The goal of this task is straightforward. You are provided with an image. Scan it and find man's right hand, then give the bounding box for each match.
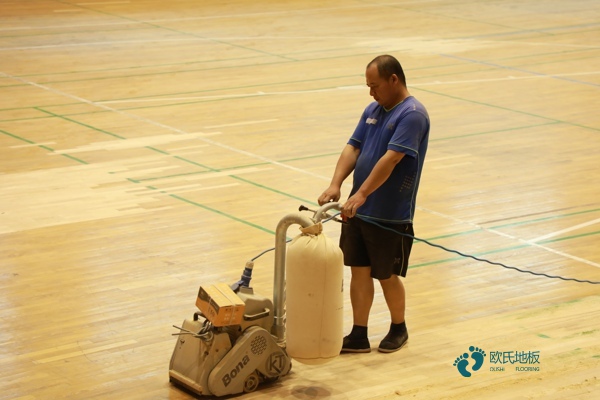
[318,186,341,205]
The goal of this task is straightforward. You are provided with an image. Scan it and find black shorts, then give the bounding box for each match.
[340,217,414,280]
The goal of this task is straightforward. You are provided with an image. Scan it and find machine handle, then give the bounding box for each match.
[299,203,344,223]
[243,308,271,321]
[193,311,205,321]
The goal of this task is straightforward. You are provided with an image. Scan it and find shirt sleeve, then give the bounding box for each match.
[388,111,429,158]
[348,106,372,149]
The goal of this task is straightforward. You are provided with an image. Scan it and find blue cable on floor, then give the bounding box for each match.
[246,211,600,285]
[357,215,600,285]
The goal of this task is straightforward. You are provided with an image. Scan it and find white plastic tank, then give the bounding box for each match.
[285,222,343,364]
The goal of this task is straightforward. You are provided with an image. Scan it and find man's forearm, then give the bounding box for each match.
[356,150,405,197]
[330,144,360,187]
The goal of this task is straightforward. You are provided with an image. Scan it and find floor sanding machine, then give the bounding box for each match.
[169,202,344,396]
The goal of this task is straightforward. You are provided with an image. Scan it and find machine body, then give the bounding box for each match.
[169,203,343,396]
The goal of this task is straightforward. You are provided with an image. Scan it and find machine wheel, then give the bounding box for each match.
[243,371,260,393]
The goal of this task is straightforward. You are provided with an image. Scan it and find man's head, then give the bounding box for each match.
[365,55,408,110]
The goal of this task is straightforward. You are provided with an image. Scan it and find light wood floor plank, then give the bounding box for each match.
[1,1,599,399]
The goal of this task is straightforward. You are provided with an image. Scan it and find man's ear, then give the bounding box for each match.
[390,74,399,84]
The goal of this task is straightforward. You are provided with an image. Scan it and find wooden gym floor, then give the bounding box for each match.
[1,1,599,399]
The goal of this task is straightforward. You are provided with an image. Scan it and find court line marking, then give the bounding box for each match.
[531,217,600,243]
[441,53,600,87]
[0,3,451,32]
[18,73,335,181]
[421,207,600,269]
[3,38,598,52]
[2,70,598,269]
[10,141,56,148]
[90,70,600,105]
[77,1,131,5]
[204,119,279,129]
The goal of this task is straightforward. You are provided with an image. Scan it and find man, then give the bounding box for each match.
[318,54,429,353]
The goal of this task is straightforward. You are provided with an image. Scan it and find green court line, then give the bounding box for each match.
[6,41,594,87]
[230,175,318,207]
[57,0,297,62]
[6,37,591,86]
[410,227,600,269]
[19,45,596,101]
[0,129,34,144]
[35,107,127,139]
[1,45,596,121]
[539,229,600,244]
[0,25,150,40]
[0,128,88,165]
[3,6,598,260]
[430,121,561,142]
[410,207,600,242]
[145,146,169,155]
[7,109,599,249]
[131,152,340,183]
[27,57,295,85]
[167,193,276,235]
[17,54,265,79]
[132,143,600,250]
[95,74,357,103]
[0,115,54,123]
[3,121,598,267]
[8,108,596,246]
[424,229,482,241]
[409,243,530,269]
[140,145,318,206]
[411,86,600,133]
[490,208,600,230]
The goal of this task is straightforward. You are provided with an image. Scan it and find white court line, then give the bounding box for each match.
[421,207,600,269]
[164,183,240,194]
[166,144,210,151]
[77,1,131,5]
[205,119,279,129]
[96,70,600,105]
[0,71,328,182]
[2,70,598,270]
[411,71,600,87]
[98,93,265,104]
[531,217,600,243]
[0,4,397,32]
[0,37,207,52]
[98,90,336,105]
[2,33,599,51]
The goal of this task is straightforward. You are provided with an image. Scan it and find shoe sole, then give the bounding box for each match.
[341,347,371,353]
[377,340,408,354]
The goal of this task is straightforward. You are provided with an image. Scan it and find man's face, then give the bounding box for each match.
[365,64,396,109]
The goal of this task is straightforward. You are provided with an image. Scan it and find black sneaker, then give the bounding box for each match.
[378,330,408,353]
[341,335,371,353]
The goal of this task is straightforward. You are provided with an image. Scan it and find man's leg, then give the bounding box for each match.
[350,266,374,326]
[341,266,374,353]
[379,275,405,324]
[378,275,409,353]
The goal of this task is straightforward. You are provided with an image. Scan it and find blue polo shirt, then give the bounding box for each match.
[348,96,429,224]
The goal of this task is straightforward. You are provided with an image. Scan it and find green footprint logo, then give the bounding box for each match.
[453,346,486,377]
